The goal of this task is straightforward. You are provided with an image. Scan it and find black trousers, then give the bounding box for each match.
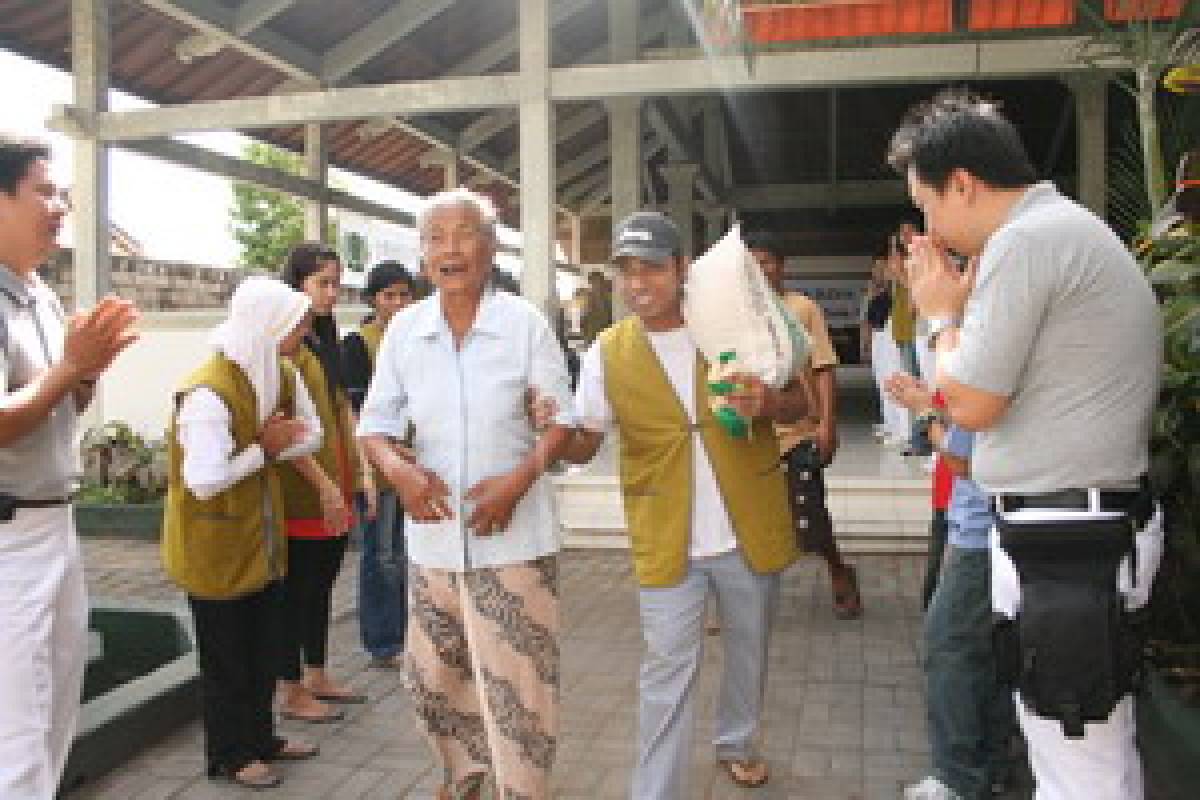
[279,535,348,680]
[188,580,285,776]
[783,443,836,556]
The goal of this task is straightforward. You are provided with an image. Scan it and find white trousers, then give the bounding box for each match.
[991,508,1164,800]
[871,323,909,439]
[0,505,88,799]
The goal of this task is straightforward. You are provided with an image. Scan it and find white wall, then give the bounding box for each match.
[89,308,367,438]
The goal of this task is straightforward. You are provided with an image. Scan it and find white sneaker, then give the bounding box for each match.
[904,776,963,800]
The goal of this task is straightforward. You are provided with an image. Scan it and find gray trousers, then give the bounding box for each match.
[632,549,778,800]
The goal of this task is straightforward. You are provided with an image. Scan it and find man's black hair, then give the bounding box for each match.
[0,133,51,195]
[887,88,1037,191]
[742,230,785,259]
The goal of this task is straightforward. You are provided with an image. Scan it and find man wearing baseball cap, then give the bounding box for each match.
[561,211,809,798]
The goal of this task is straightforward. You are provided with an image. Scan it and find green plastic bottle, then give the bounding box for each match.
[708,351,749,438]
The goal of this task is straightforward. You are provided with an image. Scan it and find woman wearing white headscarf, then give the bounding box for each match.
[161,277,331,790]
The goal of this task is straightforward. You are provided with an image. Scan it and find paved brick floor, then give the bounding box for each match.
[72,538,940,799]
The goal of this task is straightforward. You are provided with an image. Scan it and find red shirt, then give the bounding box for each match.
[931,392,953,511]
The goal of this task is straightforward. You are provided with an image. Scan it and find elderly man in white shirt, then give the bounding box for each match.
[358,189,573,800]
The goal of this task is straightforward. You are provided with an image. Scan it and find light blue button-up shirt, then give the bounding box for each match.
[357,288,574,571]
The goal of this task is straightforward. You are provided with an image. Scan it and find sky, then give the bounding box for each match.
[0,49,554,290]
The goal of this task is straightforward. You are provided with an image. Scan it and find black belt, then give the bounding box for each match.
[993,488,1153,528]
[0,495,73,523]
[18,496,72,508]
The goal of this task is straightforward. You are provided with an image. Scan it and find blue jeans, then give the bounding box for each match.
[925,546,1015,799]
[356,490,407,660]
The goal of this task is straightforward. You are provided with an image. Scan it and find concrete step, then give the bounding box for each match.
[553,471,935,555]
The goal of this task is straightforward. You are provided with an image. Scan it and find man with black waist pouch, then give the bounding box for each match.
[886,91,1163,800]
[0,134,139,798]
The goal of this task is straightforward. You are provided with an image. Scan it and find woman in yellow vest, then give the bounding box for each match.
[341,262,417,669]
[276,243,364,722]
[162,277,324,789]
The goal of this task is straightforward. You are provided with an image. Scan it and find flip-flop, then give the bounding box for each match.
[212,763,281,790]
[717,757,770,788]
[270,740,319,761]
[311,690,367,704]
[279,708,345,724]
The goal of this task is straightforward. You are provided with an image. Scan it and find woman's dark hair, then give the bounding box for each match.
[282,241,345,392]
[887,88,1037,192]
[0,133,51,195]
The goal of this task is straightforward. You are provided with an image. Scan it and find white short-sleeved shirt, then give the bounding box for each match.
[575,326,738,560]
[357,289,574,571]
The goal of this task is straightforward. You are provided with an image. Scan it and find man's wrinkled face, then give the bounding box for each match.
[906,167,977,257]
[613,255,683,325]
[0,159,67,269]
[421,203,496,296]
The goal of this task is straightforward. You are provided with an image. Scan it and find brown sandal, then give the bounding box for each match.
[435,771,490,800]
[832,564,863,620]
[718,757,770,788]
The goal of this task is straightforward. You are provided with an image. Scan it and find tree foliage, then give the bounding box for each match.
[229,142,308,272]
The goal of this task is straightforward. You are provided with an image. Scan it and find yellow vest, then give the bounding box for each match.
[278,345,353,519]
[355,319,394,483]
[891,282,915,344]
[161,353,295,599]
[600,318,798,588]
[359,319,384,363]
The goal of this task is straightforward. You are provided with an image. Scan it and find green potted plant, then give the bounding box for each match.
[76,421,167,539]
[1136,150,1200,800]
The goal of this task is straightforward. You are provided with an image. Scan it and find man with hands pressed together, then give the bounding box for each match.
[888,90,1161,800]
[358,189,572,800]
[0,134,139,799]
[561,211,807,799]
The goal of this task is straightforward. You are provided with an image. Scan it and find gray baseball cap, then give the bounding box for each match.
[611,211,681,264]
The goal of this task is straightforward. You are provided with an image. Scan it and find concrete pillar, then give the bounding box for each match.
[71,0,111,309]
[702,97,732,188]
[607,0,640,319]
[607,0,640,227]
[607,99,642,229]
[303,122,328,241]
[1073,76,1107,216]
[420,149,460,191]
[568,213,583,265]
[701,207,727,249]
[518,0,556,318]
[662,162,700,259]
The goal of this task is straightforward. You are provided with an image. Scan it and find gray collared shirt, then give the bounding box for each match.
[357,288,574,571]
[944,182,1162,493]
[0,264,79,499]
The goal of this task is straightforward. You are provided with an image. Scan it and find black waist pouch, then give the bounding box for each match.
[996,514,1141,738]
